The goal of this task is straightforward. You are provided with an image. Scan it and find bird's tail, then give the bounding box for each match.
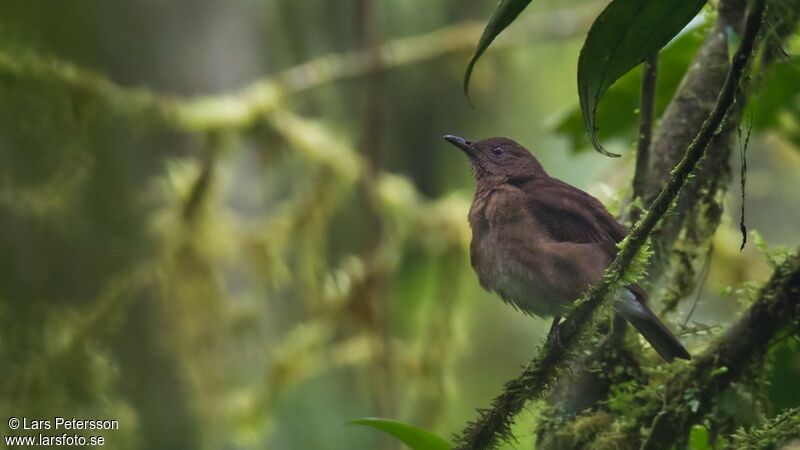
[614,286,691,362]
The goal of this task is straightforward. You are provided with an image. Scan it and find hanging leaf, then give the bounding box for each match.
[552,27,706,153]
[463,0,533,103]
[688,425,713,450]
[578,0,707,157]
[350,418,452,450]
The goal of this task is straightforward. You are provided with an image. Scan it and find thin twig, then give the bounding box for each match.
[738,111,753,251]
[681,243,713,329]
[633,53,659,204]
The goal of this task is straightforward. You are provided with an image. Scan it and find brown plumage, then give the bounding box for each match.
[445,135,690,362]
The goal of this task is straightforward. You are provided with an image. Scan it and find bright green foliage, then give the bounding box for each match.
[351,418,452,450]
[730,407,800,449]
[618,237,653,286]
[688,424,713,450]
[752,230,792,269]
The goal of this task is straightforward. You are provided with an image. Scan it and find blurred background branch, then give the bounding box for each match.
[0,2,601,134]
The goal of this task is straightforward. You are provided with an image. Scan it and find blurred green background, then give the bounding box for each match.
[1,1,799,449]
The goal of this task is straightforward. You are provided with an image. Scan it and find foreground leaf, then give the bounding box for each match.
[553,27,705,153]
[578,0,707,156]
[464,0,533,103]
[688,424,713,450]
[350,417,451,450]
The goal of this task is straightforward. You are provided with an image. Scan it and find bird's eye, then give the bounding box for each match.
[491,147,504,157]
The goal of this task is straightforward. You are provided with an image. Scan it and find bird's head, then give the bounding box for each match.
[444,135,546,182]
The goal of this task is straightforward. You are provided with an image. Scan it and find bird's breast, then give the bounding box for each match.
[468,188,569,317]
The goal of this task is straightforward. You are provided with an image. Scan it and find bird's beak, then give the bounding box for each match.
[443,134,476,157]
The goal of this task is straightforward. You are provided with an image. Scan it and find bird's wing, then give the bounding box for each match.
[517,176,627,244]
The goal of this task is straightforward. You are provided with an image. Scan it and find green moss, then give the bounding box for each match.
[730,407,800,449]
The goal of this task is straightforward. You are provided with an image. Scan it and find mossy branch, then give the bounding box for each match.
[730,407,800,449]
[597,248,800,450]
[644,0,748,286]
[454,1,766,448]
[0,4,600,133]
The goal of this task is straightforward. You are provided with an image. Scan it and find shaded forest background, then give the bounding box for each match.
[0,0,799,449]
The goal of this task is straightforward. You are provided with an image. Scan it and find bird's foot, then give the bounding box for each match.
[546,316,563,352]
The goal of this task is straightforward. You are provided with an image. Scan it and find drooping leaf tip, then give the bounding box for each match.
[463,58,478,108]
[592,137,621,158]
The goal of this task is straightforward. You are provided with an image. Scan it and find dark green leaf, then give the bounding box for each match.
[350,417,452,450]
[578,0,707,156]
[553,27,705,153]
[463,0,533,103]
